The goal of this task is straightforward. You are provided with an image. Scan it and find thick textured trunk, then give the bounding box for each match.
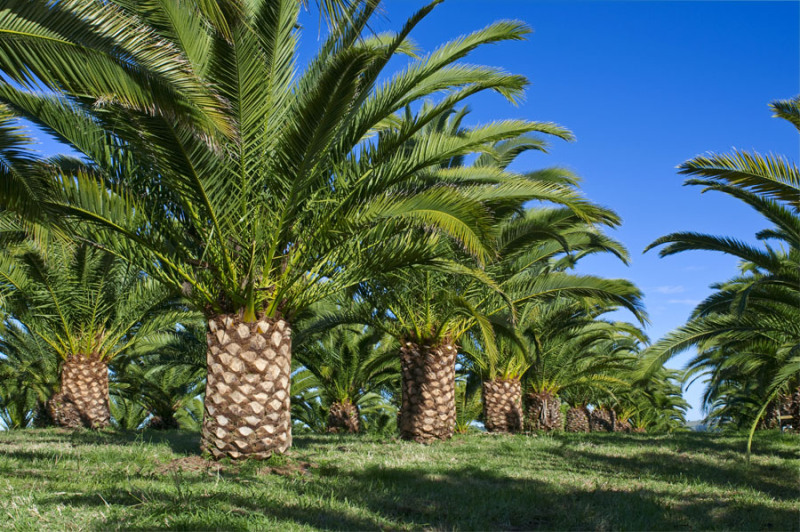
[790,387,800,430]
[565,406,591,433]
[399,342,457,443]
[47,353,110,429]
[525,392,562,431]
[201,315,292,460]
[590,407,616,432]
[759,401,780,430]
[614,417,632,433]
[327,400,360,433]
[482,378,522,433]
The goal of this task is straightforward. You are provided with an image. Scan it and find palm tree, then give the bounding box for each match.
[293,325,398,433]
[0,239,192,428]
[1,0,557,457]
[643,96,799,452]
[520,301,647,432]
[461,204,646,433]
[0,320,59,428]
[111,325,207,430]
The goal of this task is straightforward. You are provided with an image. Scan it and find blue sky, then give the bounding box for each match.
[319,0,796,419]
[28,1,798,419]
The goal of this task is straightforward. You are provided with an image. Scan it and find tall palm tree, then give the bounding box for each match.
[643,96,799,453]
[0,0,558,457]
[0,239,192,428]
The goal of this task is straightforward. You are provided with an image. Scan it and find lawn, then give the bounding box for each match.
[0,429,797,530]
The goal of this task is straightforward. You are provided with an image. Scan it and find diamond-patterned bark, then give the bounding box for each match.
[201,315,292,460]
[327,400,360,433]
[399,342,457,443]
[482,378,522,433]
[47,353,109,429]
[614,417,632,433]
[525,392,562,431]
[565,406,591,433]
[590,407,616,432]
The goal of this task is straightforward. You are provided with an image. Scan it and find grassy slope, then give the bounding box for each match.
[0,429,798,530]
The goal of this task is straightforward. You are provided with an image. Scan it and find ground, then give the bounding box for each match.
[0,429,797,530]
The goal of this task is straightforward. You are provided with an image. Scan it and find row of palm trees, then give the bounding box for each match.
[641,96,799,445]
[0,0,688,458]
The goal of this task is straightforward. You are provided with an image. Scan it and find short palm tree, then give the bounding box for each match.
[293,325,398,433]
[0,1,558,457]
[520,300,647,432]
[0,239,192,428]
[0,320,59,428]
[111,326,207,431]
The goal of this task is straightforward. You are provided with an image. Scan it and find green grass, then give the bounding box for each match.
[0,429,798,530]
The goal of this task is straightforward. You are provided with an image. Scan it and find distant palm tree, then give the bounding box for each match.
[293,325,398,433]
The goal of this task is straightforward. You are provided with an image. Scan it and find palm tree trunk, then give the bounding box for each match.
[201,315,292,460]
[482,378,522,433]
[525,391,562,431]
[147,414,180,430]
[327,400,360,433]
[565,406,590,433]
[399,342,457,443]
[590,406,616,432]
[47,353,110,429]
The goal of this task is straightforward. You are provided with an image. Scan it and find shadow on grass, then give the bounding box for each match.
[62,429,202,455]
[68,462,798,531]
[3,430,798,530]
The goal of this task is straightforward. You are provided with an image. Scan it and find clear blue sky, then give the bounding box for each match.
[29,1,799,420]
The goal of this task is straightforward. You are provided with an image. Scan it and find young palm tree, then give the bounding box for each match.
[293,325,398,433]
[1,1,560,457]
[520,301,647,432]
[0,321,59,428]
[0,239,191,428]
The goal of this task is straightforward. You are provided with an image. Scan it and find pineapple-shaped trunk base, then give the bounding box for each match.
[565,406,591,433]
[399,342,456,443]
[614,417,632,433]
[327,400,360,433]
[525,392,562,431]
[590,407,616,432]
[482,378,522,433]
[202,315,292,460]
[48,353,109,429]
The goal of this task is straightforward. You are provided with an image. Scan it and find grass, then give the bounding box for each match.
[0,429,798,530]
